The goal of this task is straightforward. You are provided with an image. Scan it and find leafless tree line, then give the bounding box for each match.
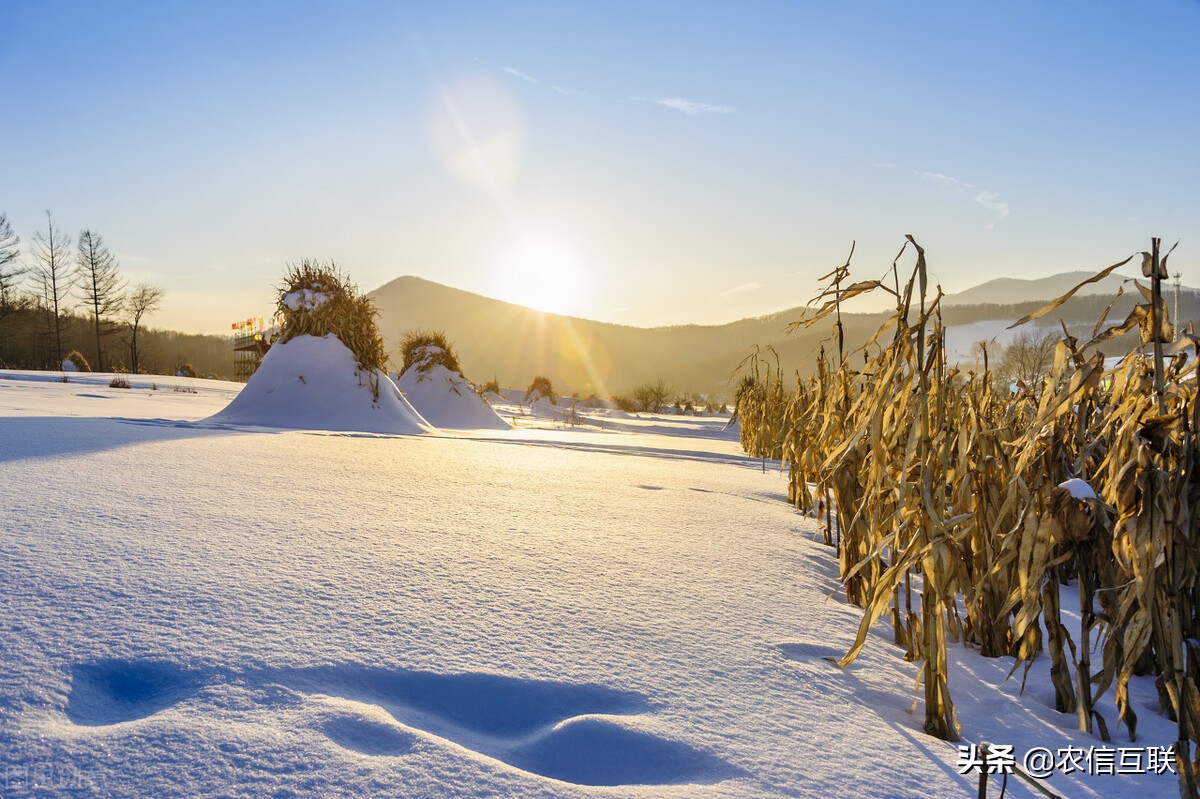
[0,210,164,372]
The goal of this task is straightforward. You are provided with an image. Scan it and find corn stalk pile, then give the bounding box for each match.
[738,237,1200,795]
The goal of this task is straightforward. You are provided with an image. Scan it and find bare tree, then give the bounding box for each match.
[0,213,27,363]
[76,229,126,371]
[0,213,24,315]
[997,328,1059,390]
[0,212,19,280]
[31,211,73,366]
[125,282,164,373]
[632,378,673,413]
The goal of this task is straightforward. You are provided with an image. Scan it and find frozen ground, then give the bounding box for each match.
[0,369,1182,798]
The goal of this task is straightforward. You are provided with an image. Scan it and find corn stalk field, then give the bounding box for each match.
[735,237,1200,797]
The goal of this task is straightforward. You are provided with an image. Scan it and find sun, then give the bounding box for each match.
[495,240,585,315]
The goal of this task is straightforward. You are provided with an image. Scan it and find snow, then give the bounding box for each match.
[396,348,509,430]
[283,287,331,311]
[941,321,1060,369]
[206,334,431,434]
[1059,477,1098,501]
[0,369,1184,798]
[60,359,77,372]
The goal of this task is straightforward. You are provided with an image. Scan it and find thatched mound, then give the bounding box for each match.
[208,262,430,434]
[399,329,462,376]
[277,261,387,375]
[397,339,509,431]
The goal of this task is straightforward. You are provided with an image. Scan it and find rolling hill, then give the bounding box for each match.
[369,274,1199,400]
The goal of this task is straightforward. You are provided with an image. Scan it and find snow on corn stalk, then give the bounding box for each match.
[738,236,1200,796]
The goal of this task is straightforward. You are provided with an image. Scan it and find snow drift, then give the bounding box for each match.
[397,346,509,430]
[208,334,431,434]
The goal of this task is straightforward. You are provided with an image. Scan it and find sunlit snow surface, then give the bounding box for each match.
[0,370,1180,798]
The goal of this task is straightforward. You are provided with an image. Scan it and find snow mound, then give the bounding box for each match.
[397,347,509,430]
[208,334,431,434]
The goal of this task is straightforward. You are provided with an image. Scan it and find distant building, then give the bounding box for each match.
[230,316,280,382]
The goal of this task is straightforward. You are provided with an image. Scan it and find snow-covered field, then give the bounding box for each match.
[0,368,1182,798]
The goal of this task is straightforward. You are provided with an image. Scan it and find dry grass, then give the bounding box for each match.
[738,236,1200,794]
[398,329,463,376]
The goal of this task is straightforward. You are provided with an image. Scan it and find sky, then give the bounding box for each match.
[1,0,1198,336]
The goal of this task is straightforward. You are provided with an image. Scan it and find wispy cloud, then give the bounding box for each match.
[656,97,736,116]
[920,171,965,191]
[501,65,590,97]
[718,281,761,301]
[974,191,1010,229]
[876,163,1010,228]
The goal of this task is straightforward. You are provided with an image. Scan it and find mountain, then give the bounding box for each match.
[369,276,804,398]
[370,274,1200,399]
[943,271,1135,307]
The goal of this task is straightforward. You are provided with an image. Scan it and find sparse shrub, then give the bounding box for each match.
[176,363,197,378]
[275,259,386,373]
[108,373,131,389]
[65,350,91,372]
[480,377,501,396]
[399,329,463,376]
[612,395,637,413]
[525,375,556,405]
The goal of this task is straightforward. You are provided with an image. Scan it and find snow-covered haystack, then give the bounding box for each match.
[209,262,430,434]
[396,331,509,430]
[210,334,430,433]
[63,350,90,372]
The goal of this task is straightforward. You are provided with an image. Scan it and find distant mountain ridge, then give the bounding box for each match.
[370,272,1199,398]
[944,271,1134,307]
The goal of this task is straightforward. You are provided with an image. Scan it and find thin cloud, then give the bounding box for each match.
[718,281,761,300]
[920,171,967,192]
[656,97,736,116]
[501,65,590,97]
[876,162,1010,228]
[974,191,1010,229]
[502,66,537,82]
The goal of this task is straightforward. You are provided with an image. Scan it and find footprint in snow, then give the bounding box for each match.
[65,660,203,726]
[61,660,735,786]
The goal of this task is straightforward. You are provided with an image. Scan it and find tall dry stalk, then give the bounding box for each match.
[739,237,1200,794]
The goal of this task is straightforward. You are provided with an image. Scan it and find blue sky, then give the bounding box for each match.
[2,0,1197,334]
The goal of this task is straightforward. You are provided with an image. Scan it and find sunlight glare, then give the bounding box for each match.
[494,240,585,316]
